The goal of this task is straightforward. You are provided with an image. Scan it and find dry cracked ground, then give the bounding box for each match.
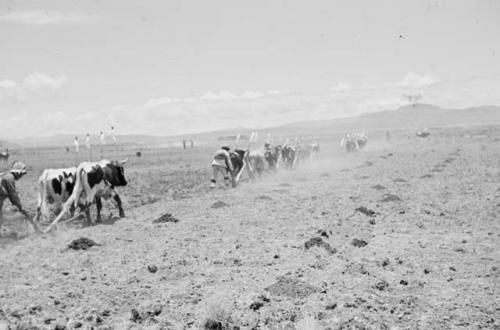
[0,128,499,329]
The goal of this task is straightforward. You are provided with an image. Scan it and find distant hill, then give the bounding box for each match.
[9,104,500,147]
[278,104,500,135]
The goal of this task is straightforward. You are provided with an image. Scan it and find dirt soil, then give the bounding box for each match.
[0,128,499,329]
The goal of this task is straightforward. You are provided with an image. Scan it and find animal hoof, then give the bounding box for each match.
[119,211,125,218]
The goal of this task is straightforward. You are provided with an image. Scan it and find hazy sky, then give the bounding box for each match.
[0,0,499,138]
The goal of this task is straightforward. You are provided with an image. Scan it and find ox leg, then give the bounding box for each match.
[223,171,231,187]
[113,194,125,218]
[84,206,93,226]
[95,197,102,222]
[210,166,218,188]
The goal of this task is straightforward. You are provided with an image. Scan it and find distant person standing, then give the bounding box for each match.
[0,161,41,233]
[386,130,390,141]
[210,145,235,188]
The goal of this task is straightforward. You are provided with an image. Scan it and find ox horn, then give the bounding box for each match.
[120,158,129,165]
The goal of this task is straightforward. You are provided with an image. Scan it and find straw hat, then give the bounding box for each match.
[10,161,27,175]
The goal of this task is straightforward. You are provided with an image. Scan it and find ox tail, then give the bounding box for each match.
[34,171,47,223]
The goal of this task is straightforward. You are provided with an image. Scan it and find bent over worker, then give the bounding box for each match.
[210,145,236,188]
[0,161,41,233]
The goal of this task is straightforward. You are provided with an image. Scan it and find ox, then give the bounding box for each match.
[311,142,320,154]
[230,149,253,184]
[296,145,313,163]
[247,150,266,178]
[264,144,282,170]
[34,167,76,223]
[281,145,298,169]
[44,159,127,232]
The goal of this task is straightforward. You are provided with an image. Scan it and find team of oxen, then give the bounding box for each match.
[227,141,321,186]
[33,141,320,233]
[340,132,368,152]
[34,159,128,233]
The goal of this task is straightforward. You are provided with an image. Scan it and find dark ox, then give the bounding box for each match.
[281,145,298,169]
[44,159,128,232]
[229,149,252,184]
[264,145,282,170]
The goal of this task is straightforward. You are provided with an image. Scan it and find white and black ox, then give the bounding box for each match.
[44,159,128,232]
[34,167,77,223]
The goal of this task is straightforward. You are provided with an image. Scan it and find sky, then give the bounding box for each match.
[0,0,499,138]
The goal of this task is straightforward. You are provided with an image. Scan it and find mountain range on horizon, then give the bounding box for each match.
[3,103,500,148]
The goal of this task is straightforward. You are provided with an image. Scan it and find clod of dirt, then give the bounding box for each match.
[249,301,264,311]
[147,265,158,273]
[265,276,319,298]
[351,238,368,248]
[381,258,390,267]
[67,238,100,251]
[420,174,433,179]
[369,219,376,225]
[400,280,409,286]
[153,213,179,223]
[364,161,374,166]
[204,320,223,329]
[371,184,386,191]
[211,201,229,209]
[130,309,142,323]
[374,280,389,291]
[255,195,272,201]
[356,206,376,217]
[393,178,407,183]
[424,268,431,274]
[304,237,337,255]
[317,230,329,238]
[380,194,402,203]
[325,303,337,310]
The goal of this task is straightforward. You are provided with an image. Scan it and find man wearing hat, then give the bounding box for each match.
[0,161,40,233]
[210,145,236,188]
